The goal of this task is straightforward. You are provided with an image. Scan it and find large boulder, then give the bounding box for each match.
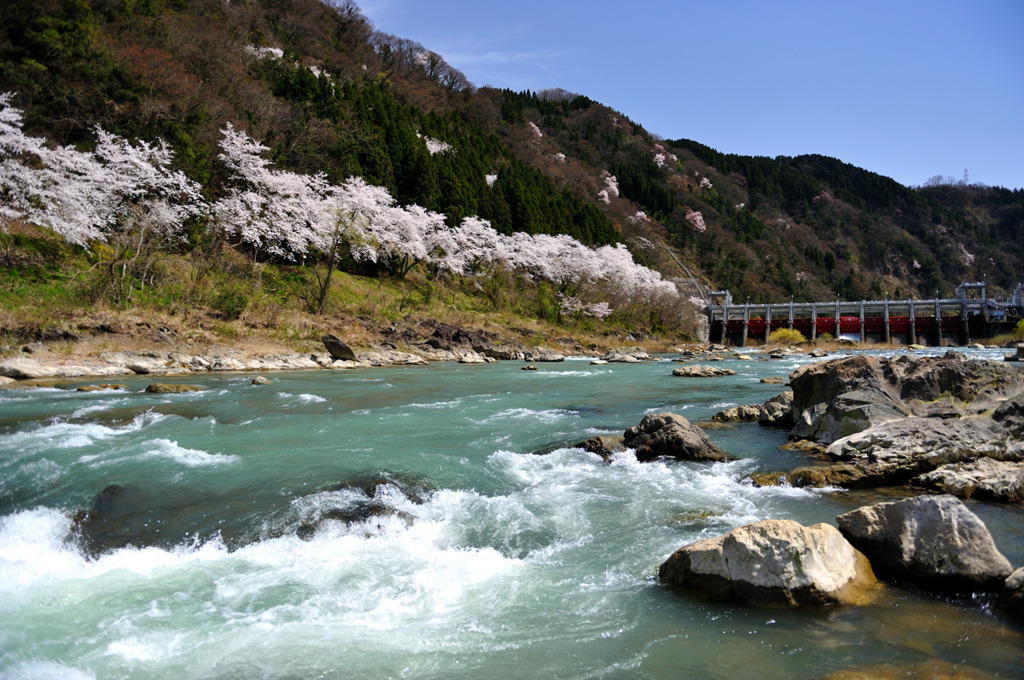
[836,495,1013,591]
[658,519,877,607]
[788,355,907,443]
[788,353,1024,444]
[914,458,1024,504]
[898,351,1024,409]
[322,334,357,361]
[759,390,794,427]
[710,391,794,427]
[522,347,565,363]
[711,404,763,422]
[623,413,732,462]
[787,413,1024,494]
[1003,568,1024,615]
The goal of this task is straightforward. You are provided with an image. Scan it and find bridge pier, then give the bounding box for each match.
[882,299,890,344]
[934,299,943,347]
[908,299,917,345]
[720,301,730,344]
[740,304,749,348]
[960,298,970,345]
[810,305,817,342]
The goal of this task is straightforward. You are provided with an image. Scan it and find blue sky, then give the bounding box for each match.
[357,0,1024,189]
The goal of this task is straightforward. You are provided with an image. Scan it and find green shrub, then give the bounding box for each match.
[211,288,249,321]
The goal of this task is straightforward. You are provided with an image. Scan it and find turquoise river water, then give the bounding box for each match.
[1,349,1022,679]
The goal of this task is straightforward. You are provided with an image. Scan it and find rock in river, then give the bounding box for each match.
[659,519,877,607]
[623,413,732,462]
[144,383,206,393]
[836,495,1013,591]
[788,352,1024,444]
[672,365,736,378]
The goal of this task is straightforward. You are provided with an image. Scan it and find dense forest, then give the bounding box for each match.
[1,0,1022,315]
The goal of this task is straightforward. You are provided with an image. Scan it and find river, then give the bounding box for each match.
[1,349,1022,679]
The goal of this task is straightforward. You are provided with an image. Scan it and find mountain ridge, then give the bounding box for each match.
[2,0,1021,311]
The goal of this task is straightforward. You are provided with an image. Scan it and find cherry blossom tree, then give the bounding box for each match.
[686,209,706,233]
[213,122,334,260]
[2,92,205,300]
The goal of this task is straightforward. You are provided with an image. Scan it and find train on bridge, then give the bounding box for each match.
[706,282,1024,348]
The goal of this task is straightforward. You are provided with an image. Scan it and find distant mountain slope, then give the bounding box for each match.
[2,0,1021,303]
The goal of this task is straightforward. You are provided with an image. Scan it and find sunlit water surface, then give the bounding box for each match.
[1,349,1021,679]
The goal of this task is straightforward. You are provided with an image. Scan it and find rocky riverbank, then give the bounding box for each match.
[657,350,1024,614]
[0,322,589,383]
[710,351,1024,504]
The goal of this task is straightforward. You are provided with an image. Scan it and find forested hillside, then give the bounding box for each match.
[1,0,1021,327]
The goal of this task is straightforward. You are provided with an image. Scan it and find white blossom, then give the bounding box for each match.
[700,176,713,190]
[598,171,619,203]
[417,131,454,155]
[0,93,204,246]
[485,174,498,187]
[527,122,543,139]
[246,46,285,59]
[589,301,612,319]
[212,123,333,258]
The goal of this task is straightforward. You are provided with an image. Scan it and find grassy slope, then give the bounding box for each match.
[0,226,693,361]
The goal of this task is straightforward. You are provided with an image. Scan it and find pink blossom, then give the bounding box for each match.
[685,209,706,233]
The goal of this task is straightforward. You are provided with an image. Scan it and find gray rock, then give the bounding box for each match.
[603,352,641,363]
[482,346,525,361]
[322,334,357,361]
[709,391,793,427]
[1004,568,1024,613]
[759,391,795,427]
[522,347,565,363]
[671,365,736,378]
[836,495,1013,591]
[659,519,877,607]
[787,354,1024,445]
[623,412,732,463]
[127,357,171,375]
[0,357,131,379]
[577,435,625,460]
[251,376,271,386]
[602,347,649,362]
[992,394,1024,436]
[458,353,487,364]
[914,457,1024,503]
[144,383,206,394]
[810,416,1024,488]
[711,404,763,422]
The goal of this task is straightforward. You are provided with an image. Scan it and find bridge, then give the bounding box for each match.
[707,282,1024,347]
